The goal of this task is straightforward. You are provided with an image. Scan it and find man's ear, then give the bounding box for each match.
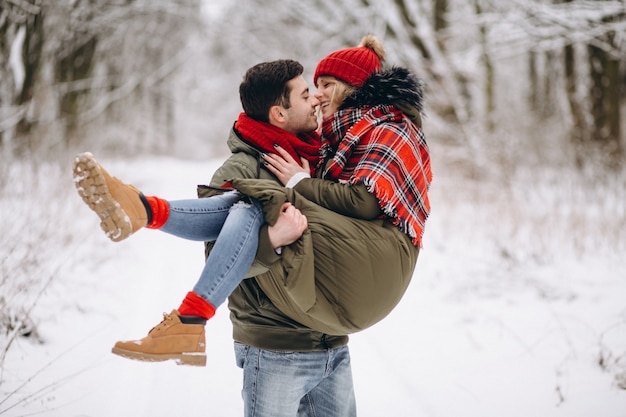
[268,105,286,125]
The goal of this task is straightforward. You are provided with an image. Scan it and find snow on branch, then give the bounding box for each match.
[2,0,41,20]
[483,0,626,58]
[77,46,193,124]
[0,106,26,133]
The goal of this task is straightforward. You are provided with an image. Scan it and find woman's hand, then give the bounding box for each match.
[263,145,309,186]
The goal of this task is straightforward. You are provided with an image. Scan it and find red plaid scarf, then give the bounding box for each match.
[320,105,432,247]
[234,112,321,175]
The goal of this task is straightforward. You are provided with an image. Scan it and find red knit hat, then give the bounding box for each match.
[314,35,386,87]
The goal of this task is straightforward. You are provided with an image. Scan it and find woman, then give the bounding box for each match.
[236,34,432,336]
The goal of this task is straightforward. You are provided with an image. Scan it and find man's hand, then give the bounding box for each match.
[263,145,310,186]
[268,202,307,249]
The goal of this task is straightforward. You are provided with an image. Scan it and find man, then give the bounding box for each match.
[73,59,355,415]
[195,60,357,417]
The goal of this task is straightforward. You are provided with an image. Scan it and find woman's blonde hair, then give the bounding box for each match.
[330,79,355,108]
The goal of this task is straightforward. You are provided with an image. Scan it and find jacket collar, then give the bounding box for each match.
[340,67,424,115]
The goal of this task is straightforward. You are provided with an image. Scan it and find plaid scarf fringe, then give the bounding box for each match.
[322,105,432,247]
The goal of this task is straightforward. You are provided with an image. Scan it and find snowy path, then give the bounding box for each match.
[2,156,625,417]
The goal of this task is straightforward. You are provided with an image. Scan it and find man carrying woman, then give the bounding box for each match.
[73,35,431,417]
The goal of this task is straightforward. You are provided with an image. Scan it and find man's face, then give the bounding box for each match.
[282,75,320,135]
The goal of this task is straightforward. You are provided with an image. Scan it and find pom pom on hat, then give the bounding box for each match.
[314,35,386,87]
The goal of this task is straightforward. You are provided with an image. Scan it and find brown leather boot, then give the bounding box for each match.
[73,152,148,242]
[112,310,207,367]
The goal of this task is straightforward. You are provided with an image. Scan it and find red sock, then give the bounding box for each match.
[178,291,216,320]
[144,196,170,229]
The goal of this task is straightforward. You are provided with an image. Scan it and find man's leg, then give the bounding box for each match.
[297,346,356,417]
[235,344,332,417]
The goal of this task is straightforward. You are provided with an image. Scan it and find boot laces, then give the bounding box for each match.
[148,312,174,334]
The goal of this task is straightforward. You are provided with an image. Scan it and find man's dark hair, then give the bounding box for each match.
[239,59,304,123]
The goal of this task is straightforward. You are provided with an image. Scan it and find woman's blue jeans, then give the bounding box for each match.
[158,191,264,308]
[235,343,357,417]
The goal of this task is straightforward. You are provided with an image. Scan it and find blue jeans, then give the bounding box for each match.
[159,191,264,308]
[234,343,356,417]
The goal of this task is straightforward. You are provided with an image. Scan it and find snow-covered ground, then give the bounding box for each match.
[1,154,625,417]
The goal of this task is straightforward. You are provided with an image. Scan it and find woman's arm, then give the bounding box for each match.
[294,179,381,220]
[263,145,382,220]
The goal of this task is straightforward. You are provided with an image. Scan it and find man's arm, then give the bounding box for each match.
[201,152,303,274]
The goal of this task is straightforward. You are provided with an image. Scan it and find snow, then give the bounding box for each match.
[1,154,625,417]
[9,27,25,93]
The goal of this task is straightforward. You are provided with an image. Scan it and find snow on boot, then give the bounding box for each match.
[73,152,149,242]
[111,310,207,367]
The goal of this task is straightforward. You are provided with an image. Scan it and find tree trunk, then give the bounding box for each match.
[563,44,586,143]
[433,0,448,39]
[542,51,558,119]
[57,36,97,134]
[528,51,539,113]
[0,0,44,150]
[588,42,623,165]
[475,0,494,131]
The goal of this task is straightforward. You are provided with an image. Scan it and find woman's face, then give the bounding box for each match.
[315,76,339,120]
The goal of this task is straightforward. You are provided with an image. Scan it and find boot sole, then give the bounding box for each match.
[111,346,207,367]
[73,152,132,242]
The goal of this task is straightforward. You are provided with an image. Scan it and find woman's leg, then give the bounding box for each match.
[152,192,265,309]
[111,198,265,366]
[158,191,249,241]
[110,196,265,367]
[73,153,268,365]
[184,197,264,309]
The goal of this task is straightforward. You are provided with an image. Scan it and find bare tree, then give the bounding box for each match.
[485,0,626,165]
[0,0,204,156]
[3,0,623,165]
[0,0,42,151]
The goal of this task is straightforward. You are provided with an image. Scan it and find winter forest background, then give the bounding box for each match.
[1,0,625,416]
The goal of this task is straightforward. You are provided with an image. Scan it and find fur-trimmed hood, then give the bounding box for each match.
[340,66,424,115]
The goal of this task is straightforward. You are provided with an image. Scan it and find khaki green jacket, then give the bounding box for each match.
[199,127,418,351]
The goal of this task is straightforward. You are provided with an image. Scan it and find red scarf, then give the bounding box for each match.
[234,112,321,175]
[321,105,432,247]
